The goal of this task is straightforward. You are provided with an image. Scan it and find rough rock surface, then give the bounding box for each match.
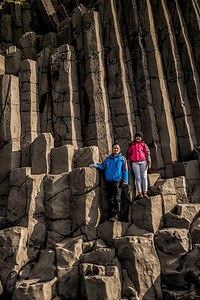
[1,0,200,299]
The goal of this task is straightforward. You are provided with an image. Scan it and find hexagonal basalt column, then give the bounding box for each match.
[0,75,21,217]
[31,133,54,174]
[50,44,82,148]
[19,59,40,167]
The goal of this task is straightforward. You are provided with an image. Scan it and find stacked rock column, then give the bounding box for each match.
[0,75,21,224]
[19,59,40,167]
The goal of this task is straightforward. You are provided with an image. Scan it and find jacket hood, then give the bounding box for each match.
[109,152,122,158]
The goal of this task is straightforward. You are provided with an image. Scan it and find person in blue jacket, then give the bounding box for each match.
[89,143,128,222]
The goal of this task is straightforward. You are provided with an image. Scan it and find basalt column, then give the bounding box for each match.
[167,0,200,146]
[98,0,136,155]
[121,0,164,172]
[72,8,113,161]
[152,0,196,158]
[37,48,54,134]
[82,11,113,160]
[0,75,21,222]
[50,44,82,148]
[19,59,40,167]
[136,0,179,176]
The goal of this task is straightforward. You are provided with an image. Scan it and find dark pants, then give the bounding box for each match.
[106,180,122,217]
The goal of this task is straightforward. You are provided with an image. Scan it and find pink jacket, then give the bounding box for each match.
[127,142,151,164]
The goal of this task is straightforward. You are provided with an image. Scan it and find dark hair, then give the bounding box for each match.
[112,143,120,148]
[134,132,143,139]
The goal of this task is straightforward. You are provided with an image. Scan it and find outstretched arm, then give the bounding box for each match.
[89,158,107,170]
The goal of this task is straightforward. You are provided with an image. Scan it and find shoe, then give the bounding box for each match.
[109,214,118,222]
[135,194,143,200]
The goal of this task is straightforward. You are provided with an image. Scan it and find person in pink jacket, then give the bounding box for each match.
[127,132,151,198]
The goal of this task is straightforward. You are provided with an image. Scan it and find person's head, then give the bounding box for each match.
[112,143,121,156]
[134,132,143,142]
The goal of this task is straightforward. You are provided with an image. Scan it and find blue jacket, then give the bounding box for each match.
[92,152,128,185]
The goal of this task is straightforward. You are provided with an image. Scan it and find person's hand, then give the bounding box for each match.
[148,164,151,169]
[122,183,128,188]
[89,164,93,167]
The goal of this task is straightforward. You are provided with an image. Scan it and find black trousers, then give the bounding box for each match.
[106,180,122,217]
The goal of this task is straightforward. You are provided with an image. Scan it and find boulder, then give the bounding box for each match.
[163,288,200,300]
[181,245,200,284]
[154,228,190,281]
[174,161,200,203]
[190,216,200,244]
[7,168,31,225]
[51,145,74,174]
[126,223,150,236]
[47,219,71,239]
[174,176,188,203]
[55,236,83,277]
[82,266,121,300]
[79,263,106,276]
[19,31,37,60]
[12,277,57,300]
[70,188,101,231]
[31,133,54,174]
[5,46,21,75]
[44,173,69,200]
[122,268,138,299]
[97,221,129,246]
[174,160,200,183]
[58,266,79,300]
[30,249,56,281]
[149,178,177,214]
[131,195,163,232]
[69,167,99,195]
[45,188,70,219]
[165,212,190,230]
[114,234,162,300]
[176,204,200,222]
[74,146,99,168]
[0,227,28,285]
[148,172,160,187]
[81,248,115,266]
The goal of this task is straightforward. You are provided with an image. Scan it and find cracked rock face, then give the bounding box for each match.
[1,0,200,299]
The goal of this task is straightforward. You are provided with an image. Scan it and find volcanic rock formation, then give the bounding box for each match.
[0,0,200,299]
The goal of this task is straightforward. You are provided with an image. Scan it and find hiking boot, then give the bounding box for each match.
[135,194,143,200]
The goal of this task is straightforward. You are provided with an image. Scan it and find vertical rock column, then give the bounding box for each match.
[0,14,13,44]
[82,11,113,160]
[127,0,164,172]
[99,0,136,154]
[155,0,196,158]
[10,2,23,44]
[37,48,53,134]
[36,0,60,32]
[174,0,200,145]
[0,75,21,219]
[0,54,5,75]
[138,0,178,176]
[19,59,40,167]
[50,44,82,148]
